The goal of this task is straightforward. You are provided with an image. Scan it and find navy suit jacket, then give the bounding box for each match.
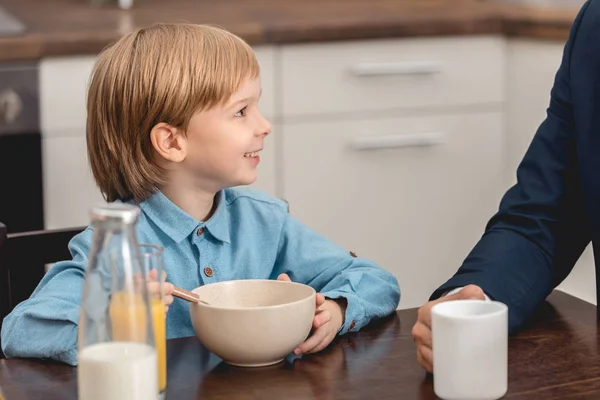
[433,0,600,332]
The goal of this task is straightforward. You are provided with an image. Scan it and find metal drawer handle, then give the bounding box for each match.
[350,132,446,150]
[349,61,443,77]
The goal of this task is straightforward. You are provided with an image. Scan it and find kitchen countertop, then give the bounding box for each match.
[0,0,581,62]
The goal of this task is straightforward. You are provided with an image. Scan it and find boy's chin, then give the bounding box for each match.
[232,175,258,188]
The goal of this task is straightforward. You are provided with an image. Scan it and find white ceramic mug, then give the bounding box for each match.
[431,299,508,400]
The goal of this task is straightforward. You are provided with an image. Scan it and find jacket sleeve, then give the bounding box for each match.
[433,1,592,332]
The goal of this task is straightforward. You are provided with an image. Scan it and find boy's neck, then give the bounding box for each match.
[160,185,218,222]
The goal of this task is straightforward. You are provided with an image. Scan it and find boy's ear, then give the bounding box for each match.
[150,122,186,163]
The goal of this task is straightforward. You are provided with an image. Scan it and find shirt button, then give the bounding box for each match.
[204,266,213,277]
[197,227,204,236]
[349,320,356,330]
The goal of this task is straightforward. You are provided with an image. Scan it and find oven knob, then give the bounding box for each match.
[0,89,23,124]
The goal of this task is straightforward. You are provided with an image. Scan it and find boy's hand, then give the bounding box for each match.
[147,269,175,313]
[277,273,346,355]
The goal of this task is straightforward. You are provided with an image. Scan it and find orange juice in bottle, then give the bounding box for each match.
[109,291,148,342]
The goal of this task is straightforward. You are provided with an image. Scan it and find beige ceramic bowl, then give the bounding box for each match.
[189,279,316,367]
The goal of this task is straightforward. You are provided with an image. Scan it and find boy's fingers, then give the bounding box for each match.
[147,269,158,281]
[316,294,326,307]
[313,310,332,329]
[295,326,328,355]
[164,282,174,295]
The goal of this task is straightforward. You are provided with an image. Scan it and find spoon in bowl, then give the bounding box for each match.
[172,286,211,305]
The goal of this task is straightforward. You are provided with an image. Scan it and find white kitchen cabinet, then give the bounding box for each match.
[40,56,96,134]
[506,39,596,305]
[505,40,563,185]
[40,56,102,229]
[40,46,279,229]
[42,131,105,229]
[280,36,505,118]
[281,112,505,309]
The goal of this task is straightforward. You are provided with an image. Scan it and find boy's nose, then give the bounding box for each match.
[258,115,272,137]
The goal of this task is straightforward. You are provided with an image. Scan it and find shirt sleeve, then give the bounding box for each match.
[274,213,400,334]
[1,228,93,366]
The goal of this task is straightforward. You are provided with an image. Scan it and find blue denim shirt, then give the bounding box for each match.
[1,188,400,365]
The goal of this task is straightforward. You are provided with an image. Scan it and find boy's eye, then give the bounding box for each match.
[234,106,247,117]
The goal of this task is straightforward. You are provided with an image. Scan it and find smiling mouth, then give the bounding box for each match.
[243,151,260,158]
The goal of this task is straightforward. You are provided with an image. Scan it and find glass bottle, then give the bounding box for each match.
[77,204,158,400]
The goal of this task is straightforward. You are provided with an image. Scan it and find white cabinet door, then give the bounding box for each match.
[506,39,595,304]
[505,40,564,185]
[43,132,105,229]
[281,112,505,309]
[40,56,96,134]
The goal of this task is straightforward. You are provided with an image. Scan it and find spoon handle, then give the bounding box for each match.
[172,286,200,303]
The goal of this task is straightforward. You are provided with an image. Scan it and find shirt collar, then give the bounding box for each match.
[203,191,230,243]
[139,191,230,244]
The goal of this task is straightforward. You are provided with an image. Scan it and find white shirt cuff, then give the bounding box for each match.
[445,286,490,301]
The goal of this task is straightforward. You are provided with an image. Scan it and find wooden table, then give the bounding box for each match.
[1,290,599,399]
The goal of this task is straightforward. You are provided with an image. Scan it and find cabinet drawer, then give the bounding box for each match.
[281,112,505,309]
[281,36,505,118]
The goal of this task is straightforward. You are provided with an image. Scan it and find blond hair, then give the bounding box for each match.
[86,23,260,202]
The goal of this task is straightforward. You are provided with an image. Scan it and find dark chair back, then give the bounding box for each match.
[0,223,84,358]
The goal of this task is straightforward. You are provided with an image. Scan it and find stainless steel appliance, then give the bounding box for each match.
[0,63,44,233]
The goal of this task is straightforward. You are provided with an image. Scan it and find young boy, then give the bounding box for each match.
[0,23,400,366]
